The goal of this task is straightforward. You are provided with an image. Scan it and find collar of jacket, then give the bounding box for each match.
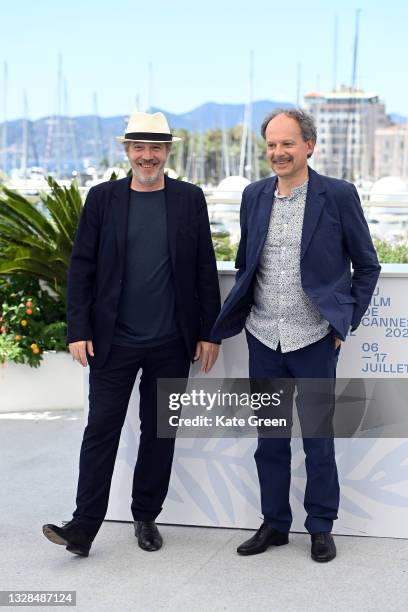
[256,166,327,260]
[111,173,185,271]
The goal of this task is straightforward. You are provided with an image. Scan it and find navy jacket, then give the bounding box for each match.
[67,175,221,368]
[211,167,381,343]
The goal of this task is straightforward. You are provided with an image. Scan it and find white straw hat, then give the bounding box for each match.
[117,111,181,143]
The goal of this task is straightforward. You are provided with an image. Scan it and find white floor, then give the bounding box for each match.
[1,410,407,612]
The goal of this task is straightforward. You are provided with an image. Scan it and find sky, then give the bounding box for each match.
[1,0,407,121]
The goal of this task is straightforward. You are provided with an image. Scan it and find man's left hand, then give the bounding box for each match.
[194,341,219,373]
[335,337,342,350]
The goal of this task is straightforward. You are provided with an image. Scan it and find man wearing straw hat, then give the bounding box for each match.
[43,111,221,556]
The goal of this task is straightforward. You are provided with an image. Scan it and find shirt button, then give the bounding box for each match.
[280,318,285,322]
[281,270,285,274]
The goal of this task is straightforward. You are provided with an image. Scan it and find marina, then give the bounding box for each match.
[205,181,408,246]
[0,166,407,248]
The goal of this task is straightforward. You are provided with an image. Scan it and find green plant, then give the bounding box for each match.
[0,334,23,365]
[0,274,67,367]
[373,238,408,263]
[0,176,83,304]
[212,231,238,262]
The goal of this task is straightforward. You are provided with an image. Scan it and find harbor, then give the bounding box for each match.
[1,3,408,612]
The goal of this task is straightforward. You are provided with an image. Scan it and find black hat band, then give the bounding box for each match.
[124,132,172,141]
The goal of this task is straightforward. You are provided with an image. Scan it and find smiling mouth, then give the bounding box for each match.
[138,162,157,168]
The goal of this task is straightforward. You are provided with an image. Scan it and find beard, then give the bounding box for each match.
[131,165,164,185]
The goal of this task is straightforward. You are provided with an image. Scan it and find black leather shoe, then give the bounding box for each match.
[134,521,163,551]
[42,520,92,557]
[311,532,336,562]
[237,523,289,556]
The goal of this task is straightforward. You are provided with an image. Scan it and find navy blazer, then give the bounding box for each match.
[67,175,221,368]
[211,167,381,343]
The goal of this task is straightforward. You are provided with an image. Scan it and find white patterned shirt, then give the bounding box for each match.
[245,179,330,353]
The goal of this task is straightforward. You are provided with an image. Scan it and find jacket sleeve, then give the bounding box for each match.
[196,188,221,342]
[234,187,248,282]
[339,183,381,330]
[66,187,100,342]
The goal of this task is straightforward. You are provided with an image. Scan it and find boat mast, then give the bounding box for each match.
[239,51,253,178]
[175,137,184,177]
[246,50,254,181]
[2,62,8,175]
[333,15,339,91]
[56,53,63,178]
[21,90,29,178]
[334,16,343,178]
[351,9,360,93]
[185,130,194,181]
[239,104,248,177]
[92,91,102,167]
[343,9,361,181]
[197,130,205,184]
[221,110,230,179]
[64,79,79,176]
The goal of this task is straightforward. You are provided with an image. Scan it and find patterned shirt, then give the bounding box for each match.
[245,179,330,353]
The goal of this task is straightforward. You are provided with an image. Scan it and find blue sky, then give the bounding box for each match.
[1,0,406,120]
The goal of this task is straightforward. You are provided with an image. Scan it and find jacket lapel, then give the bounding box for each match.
[300,168,326,260]
[253,176,276,262]
[112,175,131,268]
[164,175,184,269]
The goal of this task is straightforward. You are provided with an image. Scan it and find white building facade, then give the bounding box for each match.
[375,124,408,181]
[305,88,388,181]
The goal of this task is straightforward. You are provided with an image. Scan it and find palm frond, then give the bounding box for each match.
[0,186,58,242]
[0,177,84,298]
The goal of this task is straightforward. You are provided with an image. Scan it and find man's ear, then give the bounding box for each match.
[306,139,316,159]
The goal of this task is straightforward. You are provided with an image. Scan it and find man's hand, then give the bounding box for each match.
[334,337,342,350]
[194,341,219,373]
[69,340,94,367]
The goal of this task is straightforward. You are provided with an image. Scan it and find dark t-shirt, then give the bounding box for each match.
[112,188,179,347]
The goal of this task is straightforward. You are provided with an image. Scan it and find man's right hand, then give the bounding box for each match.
[69,340,94,367]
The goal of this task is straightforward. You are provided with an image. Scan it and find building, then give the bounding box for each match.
[305,87,389,181]
[375,124,408,181]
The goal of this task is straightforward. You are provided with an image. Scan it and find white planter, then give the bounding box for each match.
[0,351,84,412]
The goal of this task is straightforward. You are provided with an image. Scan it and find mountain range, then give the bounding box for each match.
[1,100,294,169]
[150,100,295,131]
[1,100,405,171]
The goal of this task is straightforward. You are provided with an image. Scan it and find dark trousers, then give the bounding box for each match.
[72,338,190,540]
[246,330,340,535]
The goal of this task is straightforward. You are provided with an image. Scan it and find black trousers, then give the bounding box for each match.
[72,338,190,540]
